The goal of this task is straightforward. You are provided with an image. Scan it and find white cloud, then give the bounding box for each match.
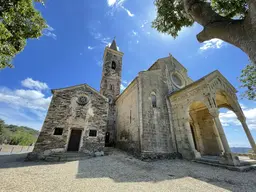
[107,0,116,6]
[121,6,134,17]
[88,46,95,50]
[219,105,256,130]
[140,20,149,28]
[43,25,57,40]
[131,30,138,36]
[199,38,226,51]
[120,84,126,92]
[0,106,45,130]
[122,80,128,84]
[21,78,49,90]
[0,88,51,111]
[0,78,52,129]
[90,31,111,46]
[120,80,132,92]
[107,0,134,17]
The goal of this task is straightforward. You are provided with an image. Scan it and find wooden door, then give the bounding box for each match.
[67,130,82,151]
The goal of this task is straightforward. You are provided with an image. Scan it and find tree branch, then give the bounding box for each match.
[246,0,256,25]
[183,0,229,26]
[196,20,243,43]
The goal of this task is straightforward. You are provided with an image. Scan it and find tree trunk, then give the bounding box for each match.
[237,31,256,65]
[183,0,256,65]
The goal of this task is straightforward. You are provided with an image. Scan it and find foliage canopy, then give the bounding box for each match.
[240,63,256,100]
[152,0,248,38]
[0,0,47,69]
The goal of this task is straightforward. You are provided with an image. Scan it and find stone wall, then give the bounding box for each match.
[115,79,140,156]
[139,70,174,158]
[194,109,221,155]
[29,84,108,159]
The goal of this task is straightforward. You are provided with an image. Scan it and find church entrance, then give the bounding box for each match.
[67,129,82,151]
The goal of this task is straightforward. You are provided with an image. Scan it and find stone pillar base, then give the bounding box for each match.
[219,153,240,166]
[193,150,201,159]
[249,153,256,160]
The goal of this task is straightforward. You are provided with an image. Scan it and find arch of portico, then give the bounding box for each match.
[169,71,256,166]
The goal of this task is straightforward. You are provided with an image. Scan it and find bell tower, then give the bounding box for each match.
[100,39,123,146]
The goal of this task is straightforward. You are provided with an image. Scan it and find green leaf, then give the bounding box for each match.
[239,63,256,100]
[0,0,47,69]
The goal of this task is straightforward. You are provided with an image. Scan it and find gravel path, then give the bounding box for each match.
[0,149,256,192]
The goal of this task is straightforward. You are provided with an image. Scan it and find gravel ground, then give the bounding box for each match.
[0,149,256,192]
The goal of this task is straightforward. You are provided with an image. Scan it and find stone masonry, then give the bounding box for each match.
[28,84,108,160]
[29,39,256,166]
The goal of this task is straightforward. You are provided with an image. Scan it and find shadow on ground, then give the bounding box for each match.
[1,149,256,192]
[75,149,256,191]
[0,153,64,169]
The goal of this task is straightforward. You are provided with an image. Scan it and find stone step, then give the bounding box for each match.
[193,159,256,172]
[45,156,61,162]
[198,157,219,164]
[240,159,256,166]
[45,152,92,162]
[50,152,88,157]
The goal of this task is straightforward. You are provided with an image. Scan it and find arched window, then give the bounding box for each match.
[109,84,113,90]
[111,61,116,70]
[151,93,157,108]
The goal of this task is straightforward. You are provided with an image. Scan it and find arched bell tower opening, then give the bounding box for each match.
[100,39,124,146]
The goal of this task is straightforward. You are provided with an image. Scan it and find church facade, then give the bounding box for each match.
[29,40,256,166]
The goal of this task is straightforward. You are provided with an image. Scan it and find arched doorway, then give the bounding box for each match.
[189,101,223,157]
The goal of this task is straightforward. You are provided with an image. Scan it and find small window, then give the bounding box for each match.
[109,84,113,90]
[151,94,157,108]
[111,61,116,69]
[54,128,63,135]
[89,130,97,137]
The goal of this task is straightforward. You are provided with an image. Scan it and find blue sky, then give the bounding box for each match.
[0,0,255,148]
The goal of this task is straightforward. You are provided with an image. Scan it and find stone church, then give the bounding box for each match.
[29,39,256,166]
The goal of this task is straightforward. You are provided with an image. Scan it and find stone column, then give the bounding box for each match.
[184,115,201,159]
[237,114,256,153]
[189,112,205,154]
[212,121,225,154]
[209,109,231,153]
[209,108,240,166]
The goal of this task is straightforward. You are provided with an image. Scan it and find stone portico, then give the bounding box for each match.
[169,70,256,166]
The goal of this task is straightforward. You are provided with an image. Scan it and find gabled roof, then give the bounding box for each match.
[51,84,108,100]
[147,54,188,72]
[169,70,237,97]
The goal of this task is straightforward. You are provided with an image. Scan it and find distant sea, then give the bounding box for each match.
[230,147,252,154]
